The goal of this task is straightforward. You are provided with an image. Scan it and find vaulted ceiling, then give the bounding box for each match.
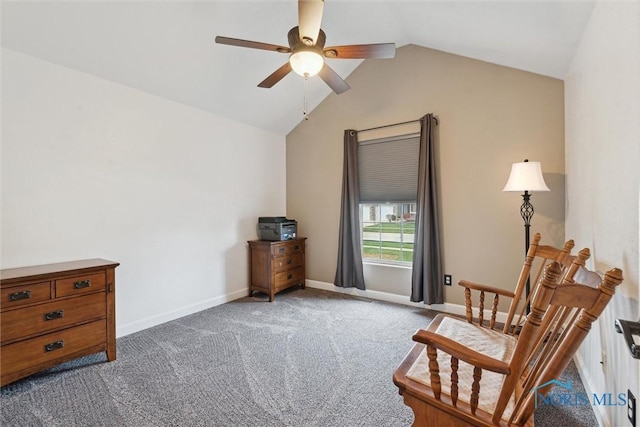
[2,1,595,135]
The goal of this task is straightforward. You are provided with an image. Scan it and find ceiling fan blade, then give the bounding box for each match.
[298,0,324,45]
[215,36,290,53]
[318,64,350,95]
[258,62,293,88]
[324,43,396,59]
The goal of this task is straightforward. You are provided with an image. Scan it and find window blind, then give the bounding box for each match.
[358,133,420,203]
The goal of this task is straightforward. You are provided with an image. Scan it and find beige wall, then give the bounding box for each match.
[287,44,565,307]
[565,1,640,425]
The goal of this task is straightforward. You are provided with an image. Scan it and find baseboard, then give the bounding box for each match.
[305,279,509,323]
[573,351,609,427]
[116,288,248,337]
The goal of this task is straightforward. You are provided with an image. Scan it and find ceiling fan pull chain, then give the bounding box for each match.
[303,75,309,120]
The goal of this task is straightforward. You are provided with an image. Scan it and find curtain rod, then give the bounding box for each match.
[356,116,438,134]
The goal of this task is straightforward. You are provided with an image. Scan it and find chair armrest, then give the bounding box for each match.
[458,279,515,299]
[412,329,511,375]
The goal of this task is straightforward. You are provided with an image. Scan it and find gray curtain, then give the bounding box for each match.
[334,130,365,289]
[411,114,443,304]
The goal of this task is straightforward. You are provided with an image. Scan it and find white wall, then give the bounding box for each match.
[1,49,287,336]
[564,1,640,426]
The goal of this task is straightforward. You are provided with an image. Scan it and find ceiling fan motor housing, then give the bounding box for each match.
[288,26,326,51]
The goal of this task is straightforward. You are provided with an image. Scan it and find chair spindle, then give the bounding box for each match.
[427,345,441,400]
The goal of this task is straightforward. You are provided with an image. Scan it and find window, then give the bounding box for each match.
[358,134,420,265]
[361,203,416,263]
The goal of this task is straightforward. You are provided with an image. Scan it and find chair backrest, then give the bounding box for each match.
[502,233,579,334]
[494,261,623,424]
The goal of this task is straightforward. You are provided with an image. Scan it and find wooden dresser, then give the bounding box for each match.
[0,259,119,386]
[248,238,306,301]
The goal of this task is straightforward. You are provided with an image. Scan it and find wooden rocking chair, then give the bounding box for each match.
[393,261,623,426]
[458,233,584,333]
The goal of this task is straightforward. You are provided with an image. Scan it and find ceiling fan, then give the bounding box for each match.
[215,0,395,95]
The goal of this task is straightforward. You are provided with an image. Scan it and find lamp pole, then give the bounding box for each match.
[519,189,534,306]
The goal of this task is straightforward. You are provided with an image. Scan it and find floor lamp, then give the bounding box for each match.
[503,159,550,308]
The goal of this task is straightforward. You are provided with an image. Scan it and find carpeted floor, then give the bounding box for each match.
[1,287,598,426]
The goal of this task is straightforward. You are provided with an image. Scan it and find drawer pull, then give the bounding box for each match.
[287,273,293,280]
[278,248,285,253]
[9,290,32,301]
[45,340,64,352]
[293,245,299,250]
[44,309,64,321]
[287,259,292,264]
[73,279,91,289]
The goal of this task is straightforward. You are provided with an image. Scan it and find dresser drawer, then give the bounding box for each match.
[270,241,304,256]
[271,244,291,256]
[55,272,106,298]
[1,319,107,383]
[274,266,304,287]
[1,292,106,343]
[1,281,51,310]
[273,253,304,272]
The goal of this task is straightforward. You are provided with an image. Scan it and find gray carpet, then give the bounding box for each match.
[1,287,598,426]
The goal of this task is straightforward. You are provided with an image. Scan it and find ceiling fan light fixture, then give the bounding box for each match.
[289,50,324,77]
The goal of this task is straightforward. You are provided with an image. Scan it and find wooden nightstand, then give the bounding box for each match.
[248,238,306,301]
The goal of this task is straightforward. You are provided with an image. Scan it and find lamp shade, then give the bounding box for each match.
[289,50,324,77]
[502,160,550,192]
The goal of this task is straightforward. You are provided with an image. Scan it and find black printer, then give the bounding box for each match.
[258,217,297,241]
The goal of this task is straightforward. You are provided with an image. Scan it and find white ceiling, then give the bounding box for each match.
[2,0,595,135]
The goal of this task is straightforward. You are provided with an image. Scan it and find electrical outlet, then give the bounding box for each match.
[629,389,636,427]
[444,274,452,286]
